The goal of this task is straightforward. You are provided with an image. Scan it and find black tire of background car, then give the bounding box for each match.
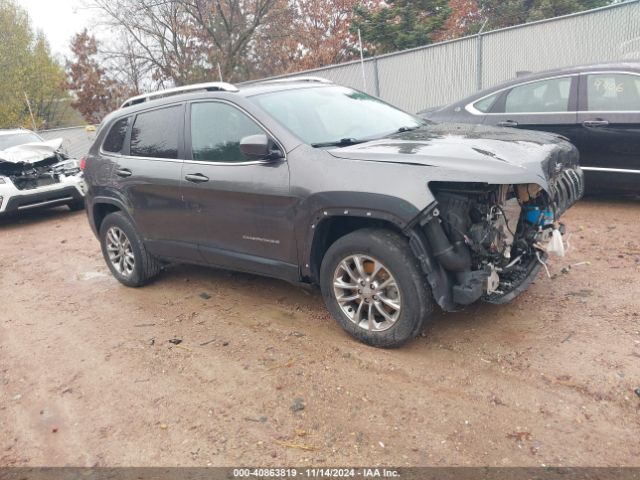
[67,199,86,211]
[320,228,434,348]
[99,211,162,287]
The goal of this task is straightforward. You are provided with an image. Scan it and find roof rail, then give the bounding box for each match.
[120,82,239,109]
[262,76,333,85]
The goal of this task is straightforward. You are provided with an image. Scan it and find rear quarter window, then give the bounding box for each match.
[102,117,129,153]
[473,94,499,113]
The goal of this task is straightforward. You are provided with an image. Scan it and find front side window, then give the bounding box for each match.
[190,102,265,163]
[103,117,129,153]
[130,106,181,159]
[505,77,572,113]
[586,73,640,111]
[250,86,423,146]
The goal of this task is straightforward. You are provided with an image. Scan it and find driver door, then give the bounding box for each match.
[180,100,299,281]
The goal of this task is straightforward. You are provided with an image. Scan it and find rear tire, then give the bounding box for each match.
[320,228,434,348]
[99,211,161,287]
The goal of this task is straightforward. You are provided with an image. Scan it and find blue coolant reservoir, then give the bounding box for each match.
[523,206,554,226]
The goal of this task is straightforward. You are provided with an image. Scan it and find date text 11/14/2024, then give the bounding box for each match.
[232,468,401,478]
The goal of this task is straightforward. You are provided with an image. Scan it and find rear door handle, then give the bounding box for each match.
[185,173,210,183]
[116,168,132,178]
[498,120,519,127]
[582,119,609,128]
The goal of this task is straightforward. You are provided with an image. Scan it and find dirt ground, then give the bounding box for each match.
[1,197,639,467]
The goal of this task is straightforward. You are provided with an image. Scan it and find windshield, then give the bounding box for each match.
[250,86,423,146]
[0,132,43,150]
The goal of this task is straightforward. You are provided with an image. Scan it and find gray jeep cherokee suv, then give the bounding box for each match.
[84,78,583,347]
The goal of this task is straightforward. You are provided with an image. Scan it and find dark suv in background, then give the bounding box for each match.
[84,78,583,347]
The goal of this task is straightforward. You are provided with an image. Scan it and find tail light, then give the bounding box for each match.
[80,157,87,171]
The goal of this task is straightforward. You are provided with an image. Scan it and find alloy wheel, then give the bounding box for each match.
[105,226,135,277]
[332,254,401,332]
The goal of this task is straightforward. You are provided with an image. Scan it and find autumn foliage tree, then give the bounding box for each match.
[476,0,612,30]
[82,0,616,93]
[0,0,68,129]
[66,30,132,124]
[289,0,360,70]
[433,0,482,41]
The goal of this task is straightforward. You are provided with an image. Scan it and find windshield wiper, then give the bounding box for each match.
[311,137,363,148]
[396,125,421,133]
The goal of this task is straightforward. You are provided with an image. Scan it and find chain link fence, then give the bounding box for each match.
[246,0,640,113]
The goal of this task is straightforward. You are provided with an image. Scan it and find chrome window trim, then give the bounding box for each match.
[101,100,288,167]
[581,166,640,174]
[465,70,640,116]
[98,151,276,167]
[465,73,578,116]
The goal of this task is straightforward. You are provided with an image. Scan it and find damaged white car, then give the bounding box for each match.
[0,129,86,217]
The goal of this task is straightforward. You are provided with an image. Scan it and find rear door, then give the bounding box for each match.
[112,103,198,260]
[575,72,640,189]
[484,75,579,138]
[180,100,299,281]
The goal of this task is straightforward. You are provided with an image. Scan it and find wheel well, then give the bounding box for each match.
[93,203,121,232]
[309,216,402,283]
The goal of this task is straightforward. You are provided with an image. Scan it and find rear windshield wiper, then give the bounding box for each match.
[311,138,364,148]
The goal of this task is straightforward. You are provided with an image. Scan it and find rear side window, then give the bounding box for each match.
[102,117,129,153]
[190,102,265,163]
[130,106,181,159]
[504,77,572,113]
[586,73,640,111]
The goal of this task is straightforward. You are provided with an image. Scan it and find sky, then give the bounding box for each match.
[18,0,96,60]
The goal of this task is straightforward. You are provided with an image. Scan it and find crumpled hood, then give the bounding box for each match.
[328,123,577,186]
[0,138,64,164]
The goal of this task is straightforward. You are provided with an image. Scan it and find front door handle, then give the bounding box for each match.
[498,120,519,127]
[185,173,210,183]
[116,168,132,178]
[582,119,609,128]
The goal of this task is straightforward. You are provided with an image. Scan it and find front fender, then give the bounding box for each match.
[296,191,424,279]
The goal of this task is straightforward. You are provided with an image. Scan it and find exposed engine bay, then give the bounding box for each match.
[419,170,583,309]
[0,139,81,191]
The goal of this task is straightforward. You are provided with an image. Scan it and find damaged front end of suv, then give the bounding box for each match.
[330,123,584,315]
[0,137,86,216]
[405,142,583,312]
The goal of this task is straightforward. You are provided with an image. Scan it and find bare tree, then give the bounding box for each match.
[89,0,284,85]
[90,0,201,86]
[101,35,154,95]
[181,0,284,81]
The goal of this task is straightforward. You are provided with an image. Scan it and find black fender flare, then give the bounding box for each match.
[299,206,412,280]
[88,194,134,236]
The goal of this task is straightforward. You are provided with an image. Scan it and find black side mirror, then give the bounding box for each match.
[240,134,283,161]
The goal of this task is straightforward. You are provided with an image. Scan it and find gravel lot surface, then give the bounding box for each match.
[1,197,639,467]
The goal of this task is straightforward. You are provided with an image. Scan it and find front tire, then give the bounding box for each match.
[320,228,434,348]
[99,211,161,287]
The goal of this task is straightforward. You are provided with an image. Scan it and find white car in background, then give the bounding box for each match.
[0,129,86,217]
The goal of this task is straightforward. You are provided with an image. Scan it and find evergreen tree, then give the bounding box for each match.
[351,0,452,54]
